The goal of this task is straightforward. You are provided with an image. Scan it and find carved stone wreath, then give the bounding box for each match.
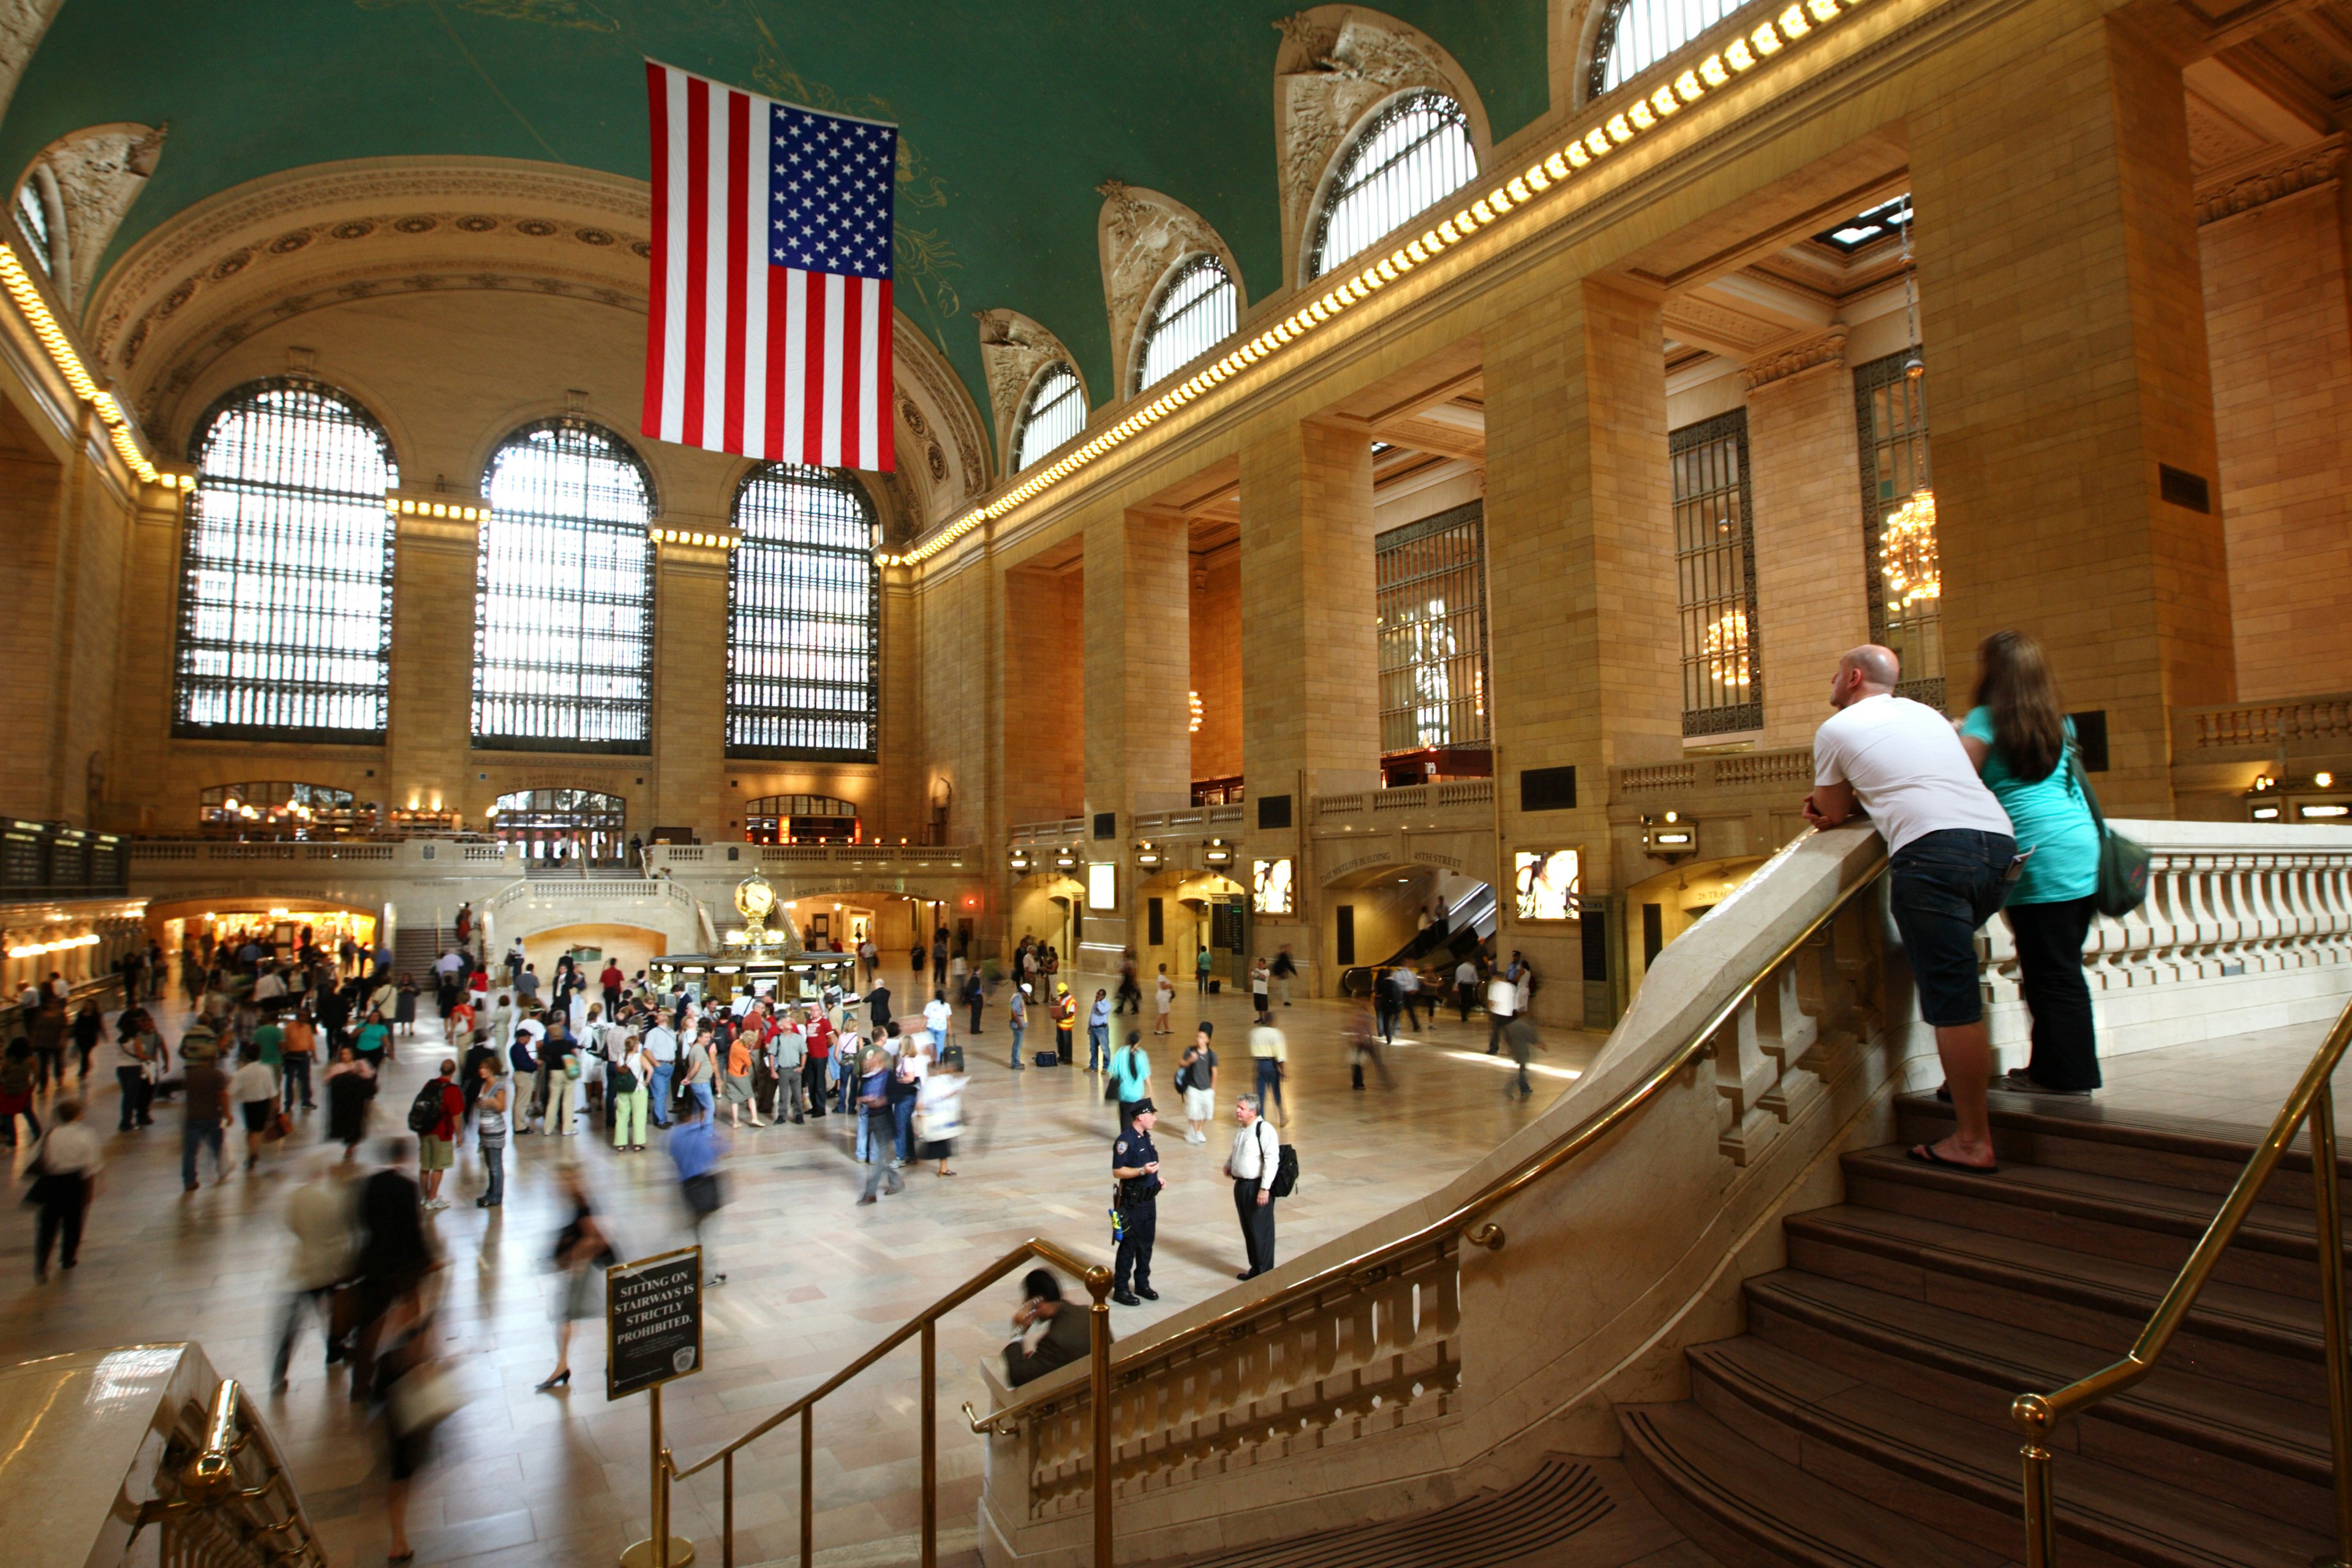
[1096,181,1244,399]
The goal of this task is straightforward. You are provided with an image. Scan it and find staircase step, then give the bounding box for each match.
[1743,1269,2337,1524]
[1683,1336,2335,1568]
[1785,1202,2331,1376]
[1840,1146,2336,1299]
[1895,1093,2348,1209]
[1621,1403,2005,1568]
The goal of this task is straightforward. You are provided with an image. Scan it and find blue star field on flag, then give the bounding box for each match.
[769,107,897,281]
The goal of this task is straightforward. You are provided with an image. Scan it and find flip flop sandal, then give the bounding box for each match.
[1907,1142,1998,1174]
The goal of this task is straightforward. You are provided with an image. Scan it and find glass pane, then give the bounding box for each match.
[1308,91,1479,281]
[1855,350,1944,704]
[1012,363,1087,472]
[1672,411,1762,735]
[1596,0,1766,95]
[1137,255,1237,394]
[1375,502,1491,755]
[727,464,880,760]
[472,420,655,751]
[174,380,398,739]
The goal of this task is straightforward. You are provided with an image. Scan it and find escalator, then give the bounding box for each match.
[1339,880,1498,997]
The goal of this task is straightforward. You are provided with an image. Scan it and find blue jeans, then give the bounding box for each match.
[856,1104,883,1162]
[688,1082,713,1115]
[1088,1024,1107,1070]
[892,1097,915,1160]
[280,1053,312,1109]
[1254,1057,1284,1117]
[1888,829,2016,1028]
[181,1120,223,1186]
[649,1062,674,1126]
[1009,1023,1025,1066]
[480,1137,505,1205]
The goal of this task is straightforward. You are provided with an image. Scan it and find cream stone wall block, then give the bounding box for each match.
[649,539,729,842]
[1744,352,1869,750]
[1912,10,2233,813]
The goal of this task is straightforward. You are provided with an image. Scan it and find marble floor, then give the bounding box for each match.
[0,970,1600,1568]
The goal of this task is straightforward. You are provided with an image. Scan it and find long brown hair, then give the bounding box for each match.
[1973,630,2066,783]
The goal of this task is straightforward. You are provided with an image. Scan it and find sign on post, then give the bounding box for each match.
[606,1247,703,1401]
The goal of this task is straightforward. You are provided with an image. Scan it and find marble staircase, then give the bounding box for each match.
[1621,1091,2350,1567]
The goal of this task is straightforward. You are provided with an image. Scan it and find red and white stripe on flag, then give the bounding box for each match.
[641,61,895,472]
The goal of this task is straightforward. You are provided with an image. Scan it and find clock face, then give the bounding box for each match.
[737,876,776,920]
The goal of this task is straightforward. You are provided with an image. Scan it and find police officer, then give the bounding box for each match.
[1110,1099,1164,1305]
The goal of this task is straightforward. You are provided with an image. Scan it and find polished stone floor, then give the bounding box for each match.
[0,970,1598,1567]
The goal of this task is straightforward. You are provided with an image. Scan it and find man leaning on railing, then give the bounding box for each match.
[1804,644,2016,1173]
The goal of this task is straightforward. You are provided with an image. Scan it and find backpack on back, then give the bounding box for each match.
[405,1079,444,1136]
[1272,1141,1300,1199]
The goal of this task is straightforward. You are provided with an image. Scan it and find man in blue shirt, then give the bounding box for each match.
[1087,989,1111,1071]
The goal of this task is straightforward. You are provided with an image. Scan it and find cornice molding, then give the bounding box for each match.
[2195,138,2342,225]
[1741,326,1848,391]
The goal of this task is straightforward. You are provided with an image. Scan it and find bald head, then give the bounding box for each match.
[1829,645,1900,710]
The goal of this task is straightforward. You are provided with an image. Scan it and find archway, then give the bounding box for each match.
[513,921,669,998]
[487,788,629,869]
[1623,855,1770,993]
[1008,871,1085,987]
[1318,862,1497,997]
[143,894,385,974]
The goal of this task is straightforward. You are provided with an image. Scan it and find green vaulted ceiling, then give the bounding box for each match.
[0,0,1549,446]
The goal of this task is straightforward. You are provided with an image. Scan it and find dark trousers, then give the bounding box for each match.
[116,1066,145,1128]
[281,1053,314,1108]
[32,1047,63,1091]
[1457,983,1474,1022]
[273,1286,334,1384]
[801,1055,826,1117]
[2007,895,2101,1091]
[1114,1201,1156,1293]
[35,1182,86,1270]
[1400,992,1422,1030]
[1254,1057,1284,1117]
[968,1001,983,1034]
[1233,1179,1275,1278]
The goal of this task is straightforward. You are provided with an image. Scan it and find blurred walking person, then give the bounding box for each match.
[28,1097,100,1280]
[538,1166,611,1390]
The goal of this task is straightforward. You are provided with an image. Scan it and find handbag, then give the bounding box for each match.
[386,1357,464,1438]
[2070,747,2151,917]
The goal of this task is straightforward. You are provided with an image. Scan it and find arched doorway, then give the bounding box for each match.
[1624,855,1768,992]
[488,788,628,869]
[1319,863,1497,997]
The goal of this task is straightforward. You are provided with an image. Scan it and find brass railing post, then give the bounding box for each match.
[921,1317,938,1568]
[799,1405,813,1568]
[2311,1081,2352,1568]
[1088,1265,1115,1568]
[2014,1390,2057,1568]
[722,1453,734,1568]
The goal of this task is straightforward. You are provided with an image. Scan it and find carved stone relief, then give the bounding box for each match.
[975,307,1084,472]
[892,323,988,521]
[1273,8,1487,286]
[29,121,165,309]
[2195,140,2343,225]
[1096,181,1243,400]
[1741,327,1847,392]
[0,0,62,126]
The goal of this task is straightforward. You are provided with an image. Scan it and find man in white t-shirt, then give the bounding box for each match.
[1806,645,2015,1172]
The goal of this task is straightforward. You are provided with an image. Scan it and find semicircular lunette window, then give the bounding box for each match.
[473,418,656,754]
[1591,0,1762,97]
[1011,362,1087,472]
[1135,254,1238,396]
[175,379,398,741]
[1307,90,1479,282]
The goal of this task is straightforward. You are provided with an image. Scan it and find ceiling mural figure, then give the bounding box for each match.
[1096,181,1246,404]
[1273,7,1490,288]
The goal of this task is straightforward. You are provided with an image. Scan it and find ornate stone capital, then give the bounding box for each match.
[1741,328,1849,393]
[2196,140,2343,226]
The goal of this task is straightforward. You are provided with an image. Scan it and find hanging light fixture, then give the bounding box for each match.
[1882,215,1940,608]
[1704,608,1753,687]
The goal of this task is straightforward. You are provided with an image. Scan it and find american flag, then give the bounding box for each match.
[642,61,896,472]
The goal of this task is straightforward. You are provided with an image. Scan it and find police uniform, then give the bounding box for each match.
[1112,1112,1162,1301]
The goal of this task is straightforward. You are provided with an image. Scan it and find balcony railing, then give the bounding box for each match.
[1312,777,1495,821]
[2177,692,2352,752]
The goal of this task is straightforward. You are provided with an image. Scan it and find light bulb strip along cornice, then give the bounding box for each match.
[880,0,1868,569]
[0,242,162,486]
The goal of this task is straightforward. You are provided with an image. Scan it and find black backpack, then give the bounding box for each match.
[405,1079,444,1136]
[1272,1142,1300,1199]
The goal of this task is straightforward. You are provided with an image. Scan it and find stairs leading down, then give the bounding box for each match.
[1621,1092,2350,1568]
[390,923,452,978]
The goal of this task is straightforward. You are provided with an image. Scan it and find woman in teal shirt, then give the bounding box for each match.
[1959,631,2102,1095]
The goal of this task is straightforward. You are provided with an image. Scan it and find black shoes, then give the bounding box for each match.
[1136,1286,1159,1300]
[1111,1289,1142,1306]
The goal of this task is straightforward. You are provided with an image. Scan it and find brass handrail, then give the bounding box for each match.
[2011,992,2352,1568]
[971,834,1890,1434]
[660,1238,1114,1568]
[163,1378,328,1567]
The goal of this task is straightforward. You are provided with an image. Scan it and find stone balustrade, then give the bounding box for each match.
[1611,746,1813,799]
[1310,778,1496,823]
[2177,692,2352,752]
[1131,805,1246,837]
[976,817,2352,1566]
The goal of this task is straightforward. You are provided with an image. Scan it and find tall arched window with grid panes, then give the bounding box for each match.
[727,464,880,760]
[1588,0,1765,98]
[1305,91,1479,282]
[173,379,398,741]
[472,418,656,753]
[1133,254,1237,396]
[1011,362,1087,472]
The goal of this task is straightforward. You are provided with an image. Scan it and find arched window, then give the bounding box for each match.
[744,794,861,844]
[1306,91,1479,282]
[174,379,397,741]
[727,464,880,760]
[1134,254,1237,396]
[473,419,656,753]
[1011,363,1086,472]
[12,176,53,274]
[198,782,371,836]
[1590,0,1762,97]
[486,787,629,865]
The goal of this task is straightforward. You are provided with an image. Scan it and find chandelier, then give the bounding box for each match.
[1880,488,1940,609]
[1704,608,1752,688]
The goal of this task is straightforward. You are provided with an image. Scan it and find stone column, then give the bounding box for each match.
[106,476,183,831]
[649,533,731,845]
[383,506,480,829]
[1079,506,1190,978]
[1743,331,1868,750]
[1238,420,1380,995]
[1485,277,1681,1028]
[1911,10,2231,813]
